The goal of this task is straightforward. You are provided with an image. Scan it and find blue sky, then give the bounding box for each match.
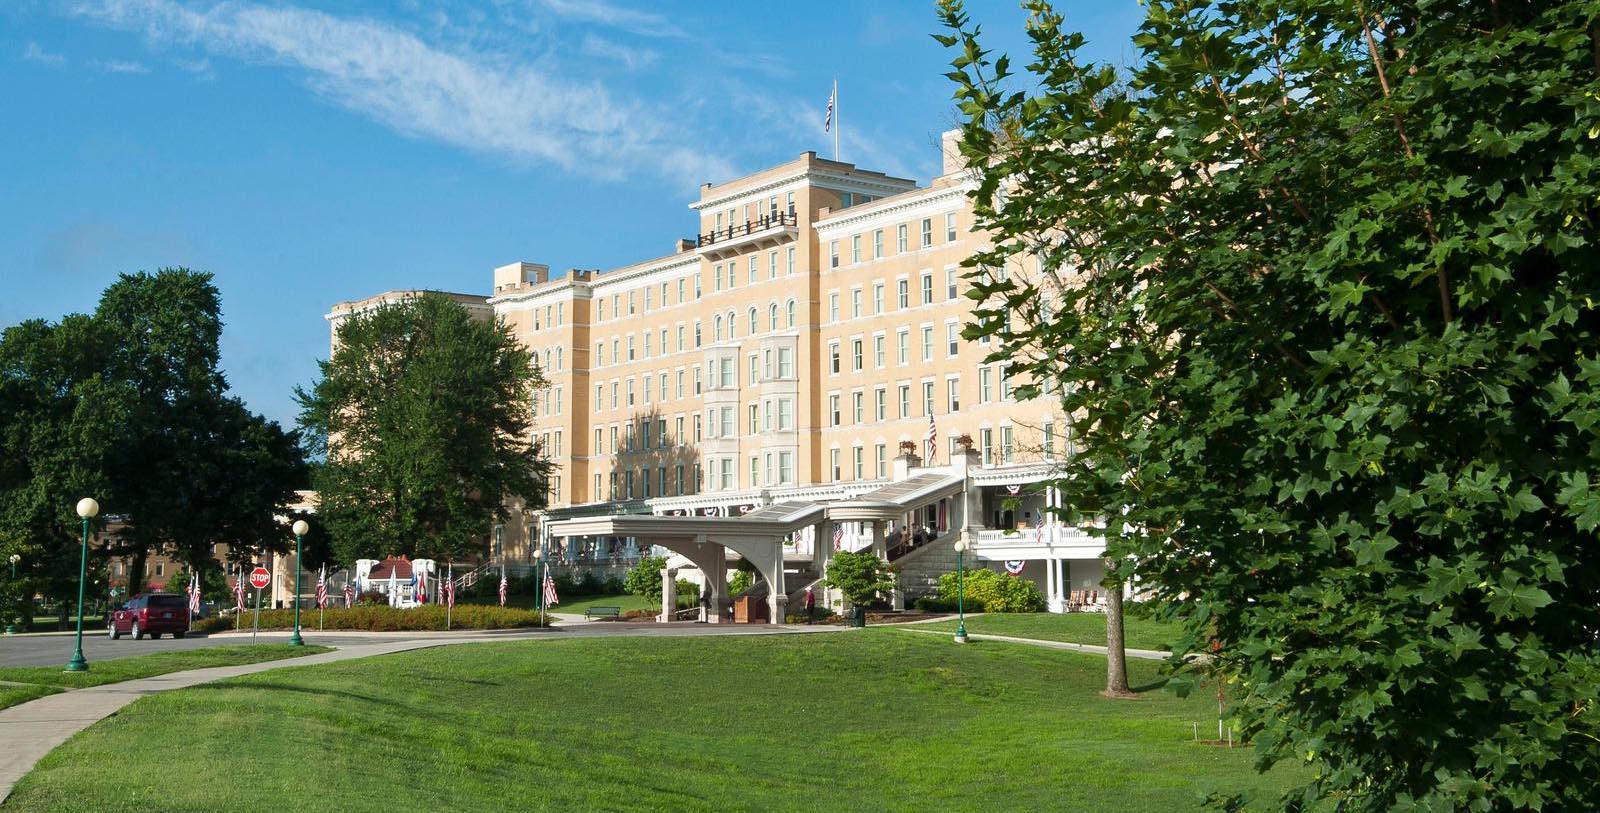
[0,0,1143,428]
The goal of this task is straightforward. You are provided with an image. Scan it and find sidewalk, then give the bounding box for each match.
[892,625,1173,661]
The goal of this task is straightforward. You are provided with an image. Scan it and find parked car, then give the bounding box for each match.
[108,593,190,640]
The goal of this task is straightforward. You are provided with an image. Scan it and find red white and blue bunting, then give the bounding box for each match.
[1004,560,1027,576]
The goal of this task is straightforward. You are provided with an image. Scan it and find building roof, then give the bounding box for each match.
[366,556,414,580]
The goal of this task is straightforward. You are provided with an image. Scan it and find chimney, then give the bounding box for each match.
[675,238,696,253]
[940,129,966,176]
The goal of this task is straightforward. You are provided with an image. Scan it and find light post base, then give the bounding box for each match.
[288,631,304,646]
[954,625,969,644]
[65,653,88,672]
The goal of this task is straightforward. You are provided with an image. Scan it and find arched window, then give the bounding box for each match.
[786,299,797,328]
[768,302,779,331]
[555,347,563,371]
[714,315,723,342]
[728,310,738,339]
[749,307,759,335]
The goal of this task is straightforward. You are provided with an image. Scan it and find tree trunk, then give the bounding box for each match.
[1102,557,1135,698]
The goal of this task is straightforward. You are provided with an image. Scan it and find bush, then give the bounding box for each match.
[913,595,961,613]
[194,603,550,632]
[623,556,668,601]
[356,591,388,606]
[824,551,896,607]
[937,568,1045,613]
[727,570,753,597]
[784,610,842,624]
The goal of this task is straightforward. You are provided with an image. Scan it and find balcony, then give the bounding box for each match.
[696,212,798,259]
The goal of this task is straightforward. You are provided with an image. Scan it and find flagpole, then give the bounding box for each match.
[833,77,840,161]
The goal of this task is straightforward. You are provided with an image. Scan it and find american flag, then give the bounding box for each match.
[186,572,201,615]
[342,578,355,608]
[925,415,937,464]
[824,83,835,132]
[443,564,455,609]
[542,568,560,607]
[498,572,508,607]
[315,566,329,609]
[832,525,844,550]
[233,568,245,612]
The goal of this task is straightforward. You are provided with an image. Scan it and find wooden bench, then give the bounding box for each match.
[584,606,622,620]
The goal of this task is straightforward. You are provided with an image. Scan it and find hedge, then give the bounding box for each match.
[195,604,551,633]
[936,567,1045,613]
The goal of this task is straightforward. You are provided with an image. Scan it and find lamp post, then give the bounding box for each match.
[6,554,20,635]
[66,497,98,672]
[953,537,970,644]
[289,520,309,646]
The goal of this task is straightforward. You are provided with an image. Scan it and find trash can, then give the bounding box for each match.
[848,606,867,628]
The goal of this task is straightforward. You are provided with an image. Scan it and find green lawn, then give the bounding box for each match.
[920,612,1186,652]
[6,632,1300,811]
[0,683,61,711]
[0,644,332,692]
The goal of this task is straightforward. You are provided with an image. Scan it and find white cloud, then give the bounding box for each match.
[94,58,151,73]
[23,42,67,65]
[579,32,655,70]
[71,0,733,186]
[537,0,684,38]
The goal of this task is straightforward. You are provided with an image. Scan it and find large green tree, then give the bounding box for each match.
[940,1,1600,810]
[297,293,550,566]
[0,269,306,615]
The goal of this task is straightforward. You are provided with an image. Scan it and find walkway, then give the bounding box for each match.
[891,625,1174,661]
[0,624,837,803]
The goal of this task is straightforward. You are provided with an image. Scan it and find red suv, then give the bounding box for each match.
[109,593,190,640]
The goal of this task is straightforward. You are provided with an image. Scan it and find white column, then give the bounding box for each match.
[659,567,677,623]
[1048,558,1065,613]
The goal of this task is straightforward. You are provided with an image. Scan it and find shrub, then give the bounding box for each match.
[824,551,896,606]
[913,595,961,613]
[784,610,842,624]
[937,568,1045,613]
[727,570,753,597]
[623,556,668,600]
[356,591,388,606]
[195,603,549,632]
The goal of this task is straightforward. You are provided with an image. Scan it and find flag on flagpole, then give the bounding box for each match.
[832,525,844,550]
[542,568,560,607]
[187,572,201,615]
[498,572,508,607]
[315,566,329,609]
[233,567,246,612]
[824,81,835,133]
[416,565,428,605]
[387,568,398,607]
[925,415,938,464]
[342,577,355,608]
[444,564,455,609]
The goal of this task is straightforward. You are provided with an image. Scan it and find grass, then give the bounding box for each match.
[6,632,1301,812]
[0,644,332,692]
[0,683,62,711]
[463,592,684,615]
[921,612,1186,652]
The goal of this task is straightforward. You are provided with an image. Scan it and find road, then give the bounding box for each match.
[0,618,831,668]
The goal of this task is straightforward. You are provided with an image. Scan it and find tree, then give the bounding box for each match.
[0,270,305,619]
[823,551,896,607]
[624,555,669,601]
[297,293,551,566]
[939,1,1600,809]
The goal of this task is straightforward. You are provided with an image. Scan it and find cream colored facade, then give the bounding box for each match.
[329,133,1065,568]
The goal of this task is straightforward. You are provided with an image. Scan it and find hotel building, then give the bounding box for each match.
[328,132,1111,620]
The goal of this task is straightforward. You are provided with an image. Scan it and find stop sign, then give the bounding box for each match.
[249,566,271,590]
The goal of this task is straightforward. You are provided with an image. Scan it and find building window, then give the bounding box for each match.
[923,382,935,416]
[851,235,862,263]
[830,394,841,426]
[898,385,910,418]
[981,428,994,465]
[829,293,839,323]
[897,224,908,253]
[852,288,862,318]
[853,446,864,479]
[748,255,758,285]
[778,451,794,484]
[875,387,887,421]
[751,456,760,488]
[921,274,934,304]
[1044,422,1055,460]
[787,191,796,217]
[830,448,841,482]
[853,391,864,423]
[947,323,960,356]
[852,340,864,371]
[768,303,778,332]
[787,300,796,328]
[921,217,933,247]
[980,367,993,403]
[787,247,796,275]
[749,404,759,435]
[873,335,885,368]
[777,399,794,430]
[898,279,909,309]
[769,251,779,280]
[873,283,884,314]
[830,241,840,268]
[1001,426,1014,463]
[875,444,887,478]
[946,212,957,242]
[947,268,959,299]
[921,327,934,361]
[948,377,961,412]
[749,354,759,385]
[829,343,841,374]
[874,230,884,258]
[777,347,794,379]
[694,367,702,395]
[897,330,909,365]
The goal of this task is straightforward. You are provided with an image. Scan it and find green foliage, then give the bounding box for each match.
[937,568,1046,613]
[0,269,305,608]
[823,551,895,606]
[623,556,668,600]
[297,294,551,566]
[194,604,549,633]
[939,1,1600,809]
[726,570,753,597]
